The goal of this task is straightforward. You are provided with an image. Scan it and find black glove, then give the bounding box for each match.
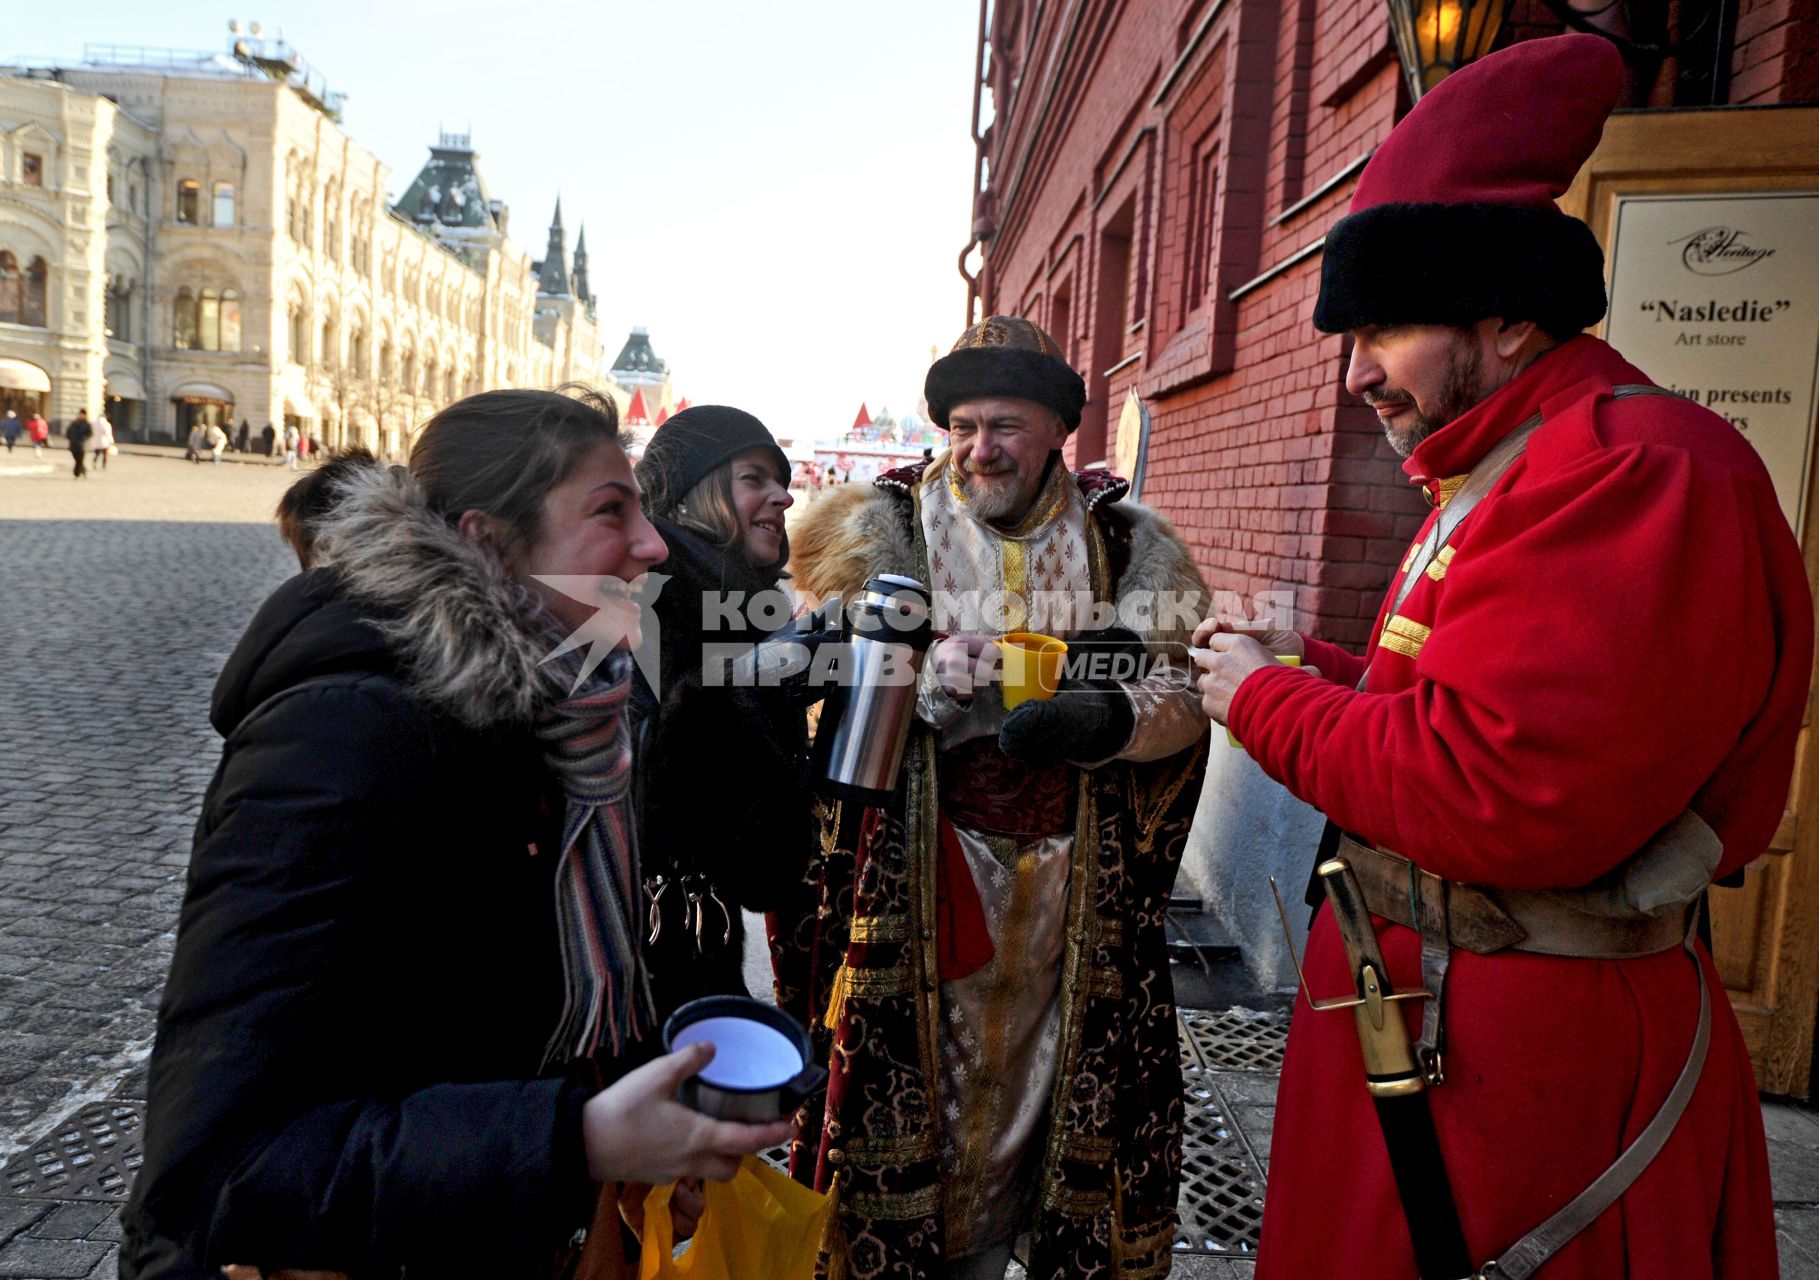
[726,605,844,707]
[998,680,1135,764]
[1060,626,1153,684]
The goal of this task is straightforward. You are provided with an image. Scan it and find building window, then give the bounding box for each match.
[349,327,366,376]
[213,183,236,227]
[0,251,46,326]
[289,305,308,364]
[105,277,134,342]
[177,179,200,224]
[107,172,116,205]
[176,287,240,352]
[22,153,43,187]
[401,350,415,392]
[174,288,198,348]
[321,318,337,368]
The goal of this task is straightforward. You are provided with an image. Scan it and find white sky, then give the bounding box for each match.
[15,2,981,441]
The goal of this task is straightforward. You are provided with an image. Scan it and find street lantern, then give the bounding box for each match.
[1386,0,1510,100]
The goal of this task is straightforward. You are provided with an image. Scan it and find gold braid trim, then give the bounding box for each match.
[848,914,910,944]
[1062,1132,1116,1163]
[848,1186,941,1221]
[1425,544,1457,582]
[1087,968,1124,998]
[839,964,914,998]
[1041,1183,1111,1217]
[1379,614,1432,660]
[845,1132,940,1164]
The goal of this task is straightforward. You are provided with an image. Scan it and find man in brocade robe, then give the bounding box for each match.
[779,317,1210,1279]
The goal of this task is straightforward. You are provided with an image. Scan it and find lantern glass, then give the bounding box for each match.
[1388,0,1509,98]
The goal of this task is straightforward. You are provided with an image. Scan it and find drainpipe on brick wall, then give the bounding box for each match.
[960,0,990,324]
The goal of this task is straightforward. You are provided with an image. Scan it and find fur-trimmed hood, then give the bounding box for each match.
[788,463,1209,651]
[299,464,560,729]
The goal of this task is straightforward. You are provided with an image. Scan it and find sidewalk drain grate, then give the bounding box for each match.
[3,1101,143,1201]
[1180,1006,1287,1074]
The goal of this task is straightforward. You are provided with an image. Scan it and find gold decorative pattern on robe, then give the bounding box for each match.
[1425,544,1457,581]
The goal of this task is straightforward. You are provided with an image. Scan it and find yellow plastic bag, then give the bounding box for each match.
[639,1156,832,1280]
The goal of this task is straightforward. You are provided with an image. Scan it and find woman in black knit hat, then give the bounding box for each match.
[631,405,814,1015]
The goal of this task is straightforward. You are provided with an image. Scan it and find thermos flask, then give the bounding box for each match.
[813,574,933,805]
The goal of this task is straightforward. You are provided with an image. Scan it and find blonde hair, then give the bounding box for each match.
[674,462,742,551]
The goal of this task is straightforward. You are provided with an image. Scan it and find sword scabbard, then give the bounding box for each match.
[1317,858,1427,1099]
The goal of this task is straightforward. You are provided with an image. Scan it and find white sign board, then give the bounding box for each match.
[1604,191,1819,534]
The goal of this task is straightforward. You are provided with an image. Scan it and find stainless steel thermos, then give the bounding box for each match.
[813,574,933,804]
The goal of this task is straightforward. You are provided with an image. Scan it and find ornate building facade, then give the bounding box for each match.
[0,36,610,449]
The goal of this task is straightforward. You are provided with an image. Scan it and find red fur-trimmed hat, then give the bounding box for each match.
[1313,34,1626,338]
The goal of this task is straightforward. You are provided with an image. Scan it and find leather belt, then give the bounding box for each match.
[1336,835,1693,960]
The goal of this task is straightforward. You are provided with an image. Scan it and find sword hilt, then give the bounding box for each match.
[1267,865,1432,1099]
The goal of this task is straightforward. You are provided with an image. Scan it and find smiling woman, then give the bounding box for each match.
[121,385,791,1280]
[630,405,815,1016]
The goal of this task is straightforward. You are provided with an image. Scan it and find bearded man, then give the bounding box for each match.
[778,317,1210,1279]
[1192,36,1809,1279]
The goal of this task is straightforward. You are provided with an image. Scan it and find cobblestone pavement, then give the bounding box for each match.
[3,454,1819,1278]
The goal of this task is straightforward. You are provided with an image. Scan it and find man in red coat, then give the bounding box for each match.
[1193,35,1809,1279]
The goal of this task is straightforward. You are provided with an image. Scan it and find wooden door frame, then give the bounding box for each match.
[1562,103,1819,1096]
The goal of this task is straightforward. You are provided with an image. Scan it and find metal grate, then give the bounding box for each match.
[3,1101,143,1201]
[1180,1006,1287,1074]
[1173,1045,1268,1255]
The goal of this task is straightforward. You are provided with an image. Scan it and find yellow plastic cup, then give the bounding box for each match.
[997,631,1068,709]
[1225,653,1300,748]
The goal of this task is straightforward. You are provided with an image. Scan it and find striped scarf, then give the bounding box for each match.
[535,642,654,1069]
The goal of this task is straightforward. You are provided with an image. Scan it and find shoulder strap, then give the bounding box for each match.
[1365,383,1674,691]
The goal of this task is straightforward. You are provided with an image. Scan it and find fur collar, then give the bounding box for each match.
[308,465,558,729]
[789,471,1209,650]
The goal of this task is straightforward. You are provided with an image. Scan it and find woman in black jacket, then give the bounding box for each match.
[630,406,815,1013]
[121,389,791,1280]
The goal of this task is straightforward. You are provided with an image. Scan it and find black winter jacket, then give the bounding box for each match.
[122,493,612,1277]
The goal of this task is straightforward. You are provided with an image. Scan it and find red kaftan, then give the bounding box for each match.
[1233,337,1810,1278]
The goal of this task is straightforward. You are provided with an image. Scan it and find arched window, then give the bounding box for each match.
[0,251,20,324]
[321,316,338,369]
[198,288,220,351]
[176,179,200,224]
[444,366,456,401]
[105,276,134,342]
[219,289,241,352]
[173,287,199,349]
[212,182,236,227]
[349,326,366,376]
[379,339,393,382]
[423,357,437,398]
[401,347,415,392]
[288,304,308,364]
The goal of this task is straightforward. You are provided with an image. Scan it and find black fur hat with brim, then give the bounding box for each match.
[924,316,1087,433]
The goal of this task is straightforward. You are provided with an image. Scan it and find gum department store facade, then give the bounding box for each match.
[0,38,644,451]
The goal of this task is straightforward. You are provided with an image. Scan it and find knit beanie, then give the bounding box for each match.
[924,316,1088,432]
[635,405,790,518]
[1312,34,1626,338]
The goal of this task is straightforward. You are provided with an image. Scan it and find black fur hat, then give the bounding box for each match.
[924,316,1087,432]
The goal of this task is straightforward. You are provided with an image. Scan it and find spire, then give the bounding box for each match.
[625,388,651,427]
[538,198,569,296]
[572,223,592,305]
[852,403,872,431]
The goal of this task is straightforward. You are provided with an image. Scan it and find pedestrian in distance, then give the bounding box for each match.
[26,410,49,457]
[66,410,93,479]
[206,422,229,465]
[629,405,816,1017]
[236,419,251,454]
[121,386,793,1280]
[92,412,115,471]
[1,409,18,452]
[1191,35,1809,1280]
[260,422,276,458]
[184,423,205,464]
[283,422,301,471]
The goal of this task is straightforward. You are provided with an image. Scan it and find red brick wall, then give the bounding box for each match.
[1732,0,1819,102]
[974,0,1815,649]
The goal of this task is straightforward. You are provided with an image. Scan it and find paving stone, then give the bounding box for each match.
[1778,1206,1819,1280]
[27,1204,114,1241]
[0,1236,109,1278]
[0,1203,49,1247]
